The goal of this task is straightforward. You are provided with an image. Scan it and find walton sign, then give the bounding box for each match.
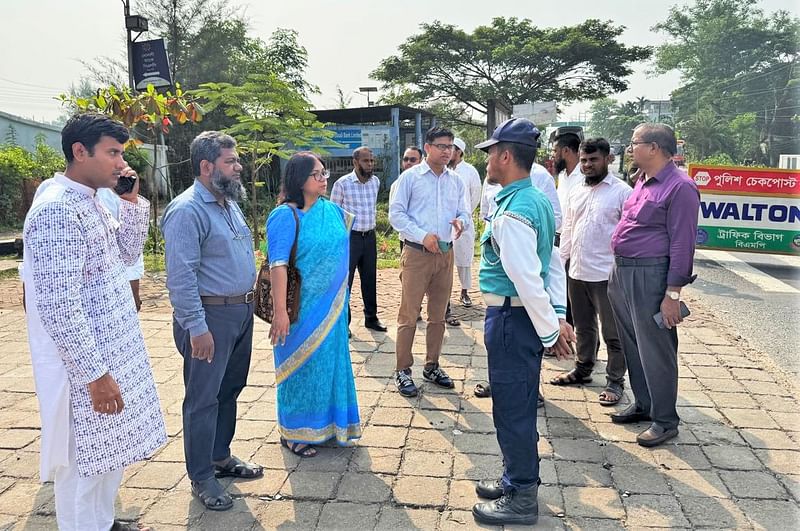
[690,164,800,255]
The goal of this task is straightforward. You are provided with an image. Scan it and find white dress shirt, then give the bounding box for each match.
[530,163,562,231]
[556,163,584,226]
[479,163,562,230]
[559,174,632,282]
[389,160,471,244]
[329,171,380,231]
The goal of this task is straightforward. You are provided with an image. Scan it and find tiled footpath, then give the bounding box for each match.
[0,268,798,530]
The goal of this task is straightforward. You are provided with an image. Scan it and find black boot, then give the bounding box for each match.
[472,484,539,526]
[475,479,503,500]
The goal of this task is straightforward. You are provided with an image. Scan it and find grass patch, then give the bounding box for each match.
[0,268,19,280]
[144,252,165,273]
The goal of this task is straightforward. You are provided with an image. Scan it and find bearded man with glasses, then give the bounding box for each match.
[162,131,263,512]
[389,126,471,397]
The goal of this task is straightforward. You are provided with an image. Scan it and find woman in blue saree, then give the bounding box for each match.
[266,152,361,457]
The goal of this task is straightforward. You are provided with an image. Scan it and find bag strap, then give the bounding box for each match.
[288,206,300,265]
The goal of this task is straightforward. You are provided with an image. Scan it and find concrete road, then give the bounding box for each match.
[687,249,800,378]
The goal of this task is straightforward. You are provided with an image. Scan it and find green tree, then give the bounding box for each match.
[679,108,732,160]
[373,17,651,122]
[192,74,337,248]
[263,28,319,98]
[587,98,647,145]
[653,0,799,165]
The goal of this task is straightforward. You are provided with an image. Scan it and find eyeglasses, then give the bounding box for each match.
[431,143,455,151]
[309,170,330,182]
[402,157,419,163]
[629,141,655,149]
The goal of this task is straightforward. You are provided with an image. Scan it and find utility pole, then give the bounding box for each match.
[121,0,149,91]
[123,0,135,91]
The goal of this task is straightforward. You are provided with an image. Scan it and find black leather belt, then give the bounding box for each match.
[200,290,255,305]
[351,229,375,237]
[403,240,452,253]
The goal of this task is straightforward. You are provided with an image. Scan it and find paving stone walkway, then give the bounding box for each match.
[0,268,798,530]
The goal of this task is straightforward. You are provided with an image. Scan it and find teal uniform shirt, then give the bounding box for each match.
[479,179,556,294]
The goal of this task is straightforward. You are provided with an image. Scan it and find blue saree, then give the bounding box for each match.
[265,198,361,444]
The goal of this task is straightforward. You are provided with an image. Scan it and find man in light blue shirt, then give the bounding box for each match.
[161,131,262,512]
[389,126,471,397]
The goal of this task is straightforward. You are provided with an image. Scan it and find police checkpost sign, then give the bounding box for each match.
[689,164,800,255]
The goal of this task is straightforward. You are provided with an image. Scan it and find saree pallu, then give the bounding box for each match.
[272,198,361,444]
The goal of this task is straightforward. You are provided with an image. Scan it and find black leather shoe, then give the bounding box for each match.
[610,404,651,424]
[475,479,503,500]
[423,365,455,389]
[637,425,678,447]
[472,485,538,526]
[365,319,388,332]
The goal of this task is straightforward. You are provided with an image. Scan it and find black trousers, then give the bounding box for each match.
[348,230,378,322]
[174,302,254,481]
[568,278,626,386]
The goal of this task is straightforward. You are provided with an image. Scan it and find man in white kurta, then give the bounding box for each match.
[449,137,482,308]
[22,113,166,531]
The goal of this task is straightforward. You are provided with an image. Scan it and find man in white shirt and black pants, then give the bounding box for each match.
[330,146,387,333]
[550,138,631,406]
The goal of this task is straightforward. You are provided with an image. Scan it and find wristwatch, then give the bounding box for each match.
[666,290,680,300]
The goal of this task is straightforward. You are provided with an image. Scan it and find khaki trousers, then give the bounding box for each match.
[396,245,454,371]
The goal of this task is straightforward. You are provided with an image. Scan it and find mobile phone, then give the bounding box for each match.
[653,301,690,329]
[114,175,136,195]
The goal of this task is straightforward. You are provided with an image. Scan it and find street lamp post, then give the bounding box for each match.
[359,86,378,107]
[122,0,149,92]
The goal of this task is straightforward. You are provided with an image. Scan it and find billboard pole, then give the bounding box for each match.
[123,0,135,91]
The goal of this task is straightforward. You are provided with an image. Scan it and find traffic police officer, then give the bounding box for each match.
[472,118,575,526]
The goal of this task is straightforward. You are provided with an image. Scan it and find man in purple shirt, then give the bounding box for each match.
[607,123,700,447]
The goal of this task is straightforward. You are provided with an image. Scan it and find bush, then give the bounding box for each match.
[0,145,36,226]
[0,139,65,226]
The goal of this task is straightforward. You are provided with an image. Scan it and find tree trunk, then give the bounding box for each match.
[251,158,259,251]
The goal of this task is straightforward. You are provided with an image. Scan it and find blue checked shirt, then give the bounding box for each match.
[329,171,379,231]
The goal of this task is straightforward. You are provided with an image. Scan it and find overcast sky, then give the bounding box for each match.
[1,0,796,124]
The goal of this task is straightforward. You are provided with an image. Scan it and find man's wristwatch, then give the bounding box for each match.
[666,290,680,300]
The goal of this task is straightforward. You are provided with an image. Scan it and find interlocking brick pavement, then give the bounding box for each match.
[0,267,798,530]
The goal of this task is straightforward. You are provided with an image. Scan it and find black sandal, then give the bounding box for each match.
[191,477,233,511]
[549,368,592,386]
[214,455,264,479]
[474,382,491,398]
[281,437,317,458]
[445,314,461,326]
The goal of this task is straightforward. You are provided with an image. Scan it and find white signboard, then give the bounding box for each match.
[513,101,557,125]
